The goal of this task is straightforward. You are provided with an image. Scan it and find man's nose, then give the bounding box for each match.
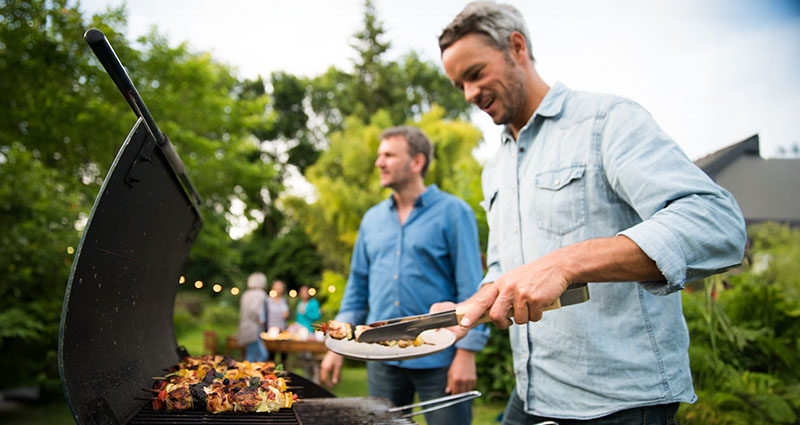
[464,83,480,104]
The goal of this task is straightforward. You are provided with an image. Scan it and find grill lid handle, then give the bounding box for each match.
[84,28,201,207]
[84,28,164,145]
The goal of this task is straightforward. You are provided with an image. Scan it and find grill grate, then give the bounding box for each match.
[294,398,416,425]
[129,408,300,425]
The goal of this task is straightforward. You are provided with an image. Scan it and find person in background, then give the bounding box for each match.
[237,272,269,362]
[320,126,489,425]
[432,2,747,424]
[295,285,321,333]
[266,279,289,332]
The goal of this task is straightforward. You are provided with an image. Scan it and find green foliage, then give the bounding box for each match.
[307,0,470,134]
[239,227,323,291]
[474,326,515,402]
[0,143,80,390]
[318,271,348,322]
[0,0,290,390]
[678,222,800,424]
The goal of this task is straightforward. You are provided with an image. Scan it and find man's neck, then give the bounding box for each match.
[508,68,550,140]
[391,179,426,225]
[392,180,426,209]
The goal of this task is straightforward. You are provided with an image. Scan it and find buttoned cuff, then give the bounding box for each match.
[618,220,687,295]
[455,324,490,351]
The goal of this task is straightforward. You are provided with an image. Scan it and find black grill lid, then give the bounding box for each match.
[58,117,202,425]
[60,29,204,425]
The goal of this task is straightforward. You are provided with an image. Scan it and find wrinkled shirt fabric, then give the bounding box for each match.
[481,83,746,419]
[337,185,489,369]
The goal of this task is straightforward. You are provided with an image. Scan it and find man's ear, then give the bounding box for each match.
[508,31,528,64]
[410,152,427,175]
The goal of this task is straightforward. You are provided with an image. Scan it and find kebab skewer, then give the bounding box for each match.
[147,355,297,413]
[314,320,426,348]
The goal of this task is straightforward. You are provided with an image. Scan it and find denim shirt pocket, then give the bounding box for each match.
[535,164,587,235]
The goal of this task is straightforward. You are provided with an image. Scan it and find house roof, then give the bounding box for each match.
[694,134,800,226]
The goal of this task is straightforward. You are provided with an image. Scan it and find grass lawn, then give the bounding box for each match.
[0,355,503,425]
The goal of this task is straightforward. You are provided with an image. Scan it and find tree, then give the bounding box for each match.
[307,0,471,134]
[0,0,291,390]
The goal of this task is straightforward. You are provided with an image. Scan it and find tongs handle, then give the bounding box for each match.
[457,282,591,324]
[388,390,481,418]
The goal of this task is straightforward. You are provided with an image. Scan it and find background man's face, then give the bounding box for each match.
[375,136,416,190]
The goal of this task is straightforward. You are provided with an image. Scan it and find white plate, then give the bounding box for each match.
[325,329,456,361]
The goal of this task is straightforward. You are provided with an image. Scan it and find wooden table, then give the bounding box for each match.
[262,338,327,383]
[263,339,328,354]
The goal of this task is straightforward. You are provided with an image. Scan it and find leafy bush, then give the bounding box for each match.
[678,222,800,424]
[474,326,515,402]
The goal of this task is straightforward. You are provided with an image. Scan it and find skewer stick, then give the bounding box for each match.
[134,396,157,401]
[141,388,160,393]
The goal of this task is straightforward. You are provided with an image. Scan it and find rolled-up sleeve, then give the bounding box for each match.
[603,101,746,294]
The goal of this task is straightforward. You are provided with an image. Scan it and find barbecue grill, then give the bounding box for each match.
[58,29,482,425]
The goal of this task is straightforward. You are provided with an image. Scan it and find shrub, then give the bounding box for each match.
[678,222,800,424]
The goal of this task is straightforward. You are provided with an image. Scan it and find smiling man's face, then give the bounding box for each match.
[442,33,528,129]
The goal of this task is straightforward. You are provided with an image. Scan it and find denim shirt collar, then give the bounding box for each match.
[501,82,569,144]
[388,184,439,210]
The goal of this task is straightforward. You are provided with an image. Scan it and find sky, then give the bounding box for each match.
[78,0,800,163]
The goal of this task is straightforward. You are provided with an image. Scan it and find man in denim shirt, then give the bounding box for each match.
[319,126,489,425]
[433,2,746,424]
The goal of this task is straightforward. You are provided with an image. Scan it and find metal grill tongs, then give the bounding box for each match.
[388,390,482,418]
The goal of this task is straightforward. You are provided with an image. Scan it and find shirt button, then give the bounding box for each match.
[393,275,398,280]
[514,228,518,233]
[519,147,525,152]
[554,179,560,186]
[394,300,399,306]
[396,250,400,255]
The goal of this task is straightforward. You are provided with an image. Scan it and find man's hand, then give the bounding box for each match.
[446,349,476,395]
[319,351,344,387]
[456,283,502,329]
[459,253,569,329]
[490,254,570,327]
[428,301,470,340]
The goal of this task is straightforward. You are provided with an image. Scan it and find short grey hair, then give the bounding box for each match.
[439,1,534,62]
[379,126,435,178]
[247,272,267,290]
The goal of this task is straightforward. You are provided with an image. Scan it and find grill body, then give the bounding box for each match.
[57,114,412,425]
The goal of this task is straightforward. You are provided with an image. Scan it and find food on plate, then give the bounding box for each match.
[318,320,425,347]
[149,355,296,413]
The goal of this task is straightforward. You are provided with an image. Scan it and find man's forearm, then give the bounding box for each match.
[557,235,664,283]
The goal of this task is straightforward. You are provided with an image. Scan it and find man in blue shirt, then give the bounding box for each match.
[433,2,746,424]
[319,126,489,425]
